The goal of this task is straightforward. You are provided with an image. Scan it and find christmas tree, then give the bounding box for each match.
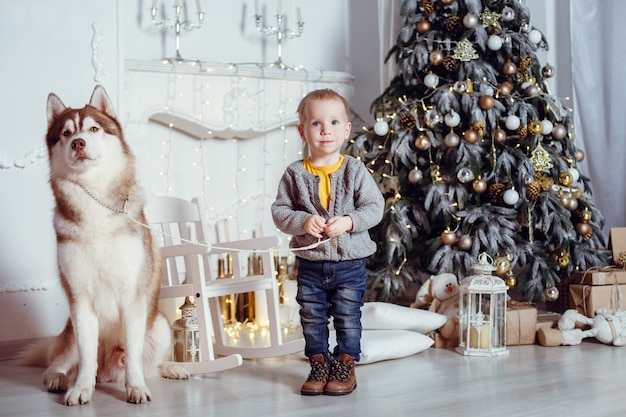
[347,0,608,303]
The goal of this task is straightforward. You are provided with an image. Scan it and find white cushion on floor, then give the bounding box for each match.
[361,302,447,333]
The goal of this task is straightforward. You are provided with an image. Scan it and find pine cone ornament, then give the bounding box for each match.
[445,16,463,35]
[517,126,529,140]
[526,180,541,201]
[398,112,417,130]
[489,183,506,202]
[421,0,435,16]
[442,55,458,72]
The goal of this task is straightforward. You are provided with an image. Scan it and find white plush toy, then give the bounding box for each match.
[537,308,626,347]
[411,273,460,346]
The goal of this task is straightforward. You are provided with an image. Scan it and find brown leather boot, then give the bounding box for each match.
[324,353,357,396]
[301,354,330,396]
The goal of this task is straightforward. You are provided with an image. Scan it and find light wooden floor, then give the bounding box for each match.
[1,341,625,417]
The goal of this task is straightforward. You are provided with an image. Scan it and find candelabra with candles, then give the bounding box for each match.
[151,0,204,63]
[254,1,304,69]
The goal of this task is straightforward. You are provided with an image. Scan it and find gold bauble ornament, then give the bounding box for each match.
[528,120,544,135]
[463,128,479,144]
[576,222,592,237]
[580,207,592,223]
[524,84,539,97]
[414,134,431,150]
[494,256,512,276]
[545,286,560,302]
[498,81,514,97]
[440,229,457,245]
[472,178,487,193]
[576,148,585,162]
[504,273,517,289]
[479,95,495,110]
[559,171,573,187]
[558,253,570,268]
[493,127,507,144]
[457,234,473,251]
[417,19,431,34]
[429,50,444,65]
[542,64,555,79]
[503,60,518,76]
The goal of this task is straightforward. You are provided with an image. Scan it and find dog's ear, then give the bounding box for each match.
[89,84,116,118]
[46,93,67,125]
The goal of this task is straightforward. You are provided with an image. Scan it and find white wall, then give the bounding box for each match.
[0,0,565,343]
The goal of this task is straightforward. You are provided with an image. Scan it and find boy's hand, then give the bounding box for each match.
[304,214,327,238]
[324,216,353,238]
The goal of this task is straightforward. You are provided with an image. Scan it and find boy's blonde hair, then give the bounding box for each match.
[297,89,350,124]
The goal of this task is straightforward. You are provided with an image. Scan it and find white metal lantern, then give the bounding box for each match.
[172,296,200,362]
[456,253,509,357]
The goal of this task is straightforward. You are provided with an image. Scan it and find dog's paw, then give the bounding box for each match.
[45,372,69,393]
[64,385,93,406]
[159,362,190,380]
[126,385,152,404]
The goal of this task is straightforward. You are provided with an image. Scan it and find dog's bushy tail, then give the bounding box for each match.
[17,337,53,367]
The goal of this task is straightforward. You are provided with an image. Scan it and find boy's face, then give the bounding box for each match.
[298,98,351,161]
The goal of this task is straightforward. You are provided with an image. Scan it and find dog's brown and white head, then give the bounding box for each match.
[45,85,133,184]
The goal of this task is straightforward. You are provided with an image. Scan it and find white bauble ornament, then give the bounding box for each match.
[373,120,389,136]
[503,188,520,205]
[541,119,554,135]
[487,35,503,51]
[453,81,468,93]
[424,73,439,88]
[505,115,521,131]
[501,6,515,21]
[457,167,474,183]
[568,167,580,183]
[425,109,441,127]
[444,111,461,127]
[528,29,542,44]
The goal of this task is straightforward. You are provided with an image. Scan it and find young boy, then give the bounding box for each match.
[271,89,384,396]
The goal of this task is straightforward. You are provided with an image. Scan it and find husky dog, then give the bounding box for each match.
[22,85,188,405]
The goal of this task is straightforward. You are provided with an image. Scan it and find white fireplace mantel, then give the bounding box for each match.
[124,59,354,140]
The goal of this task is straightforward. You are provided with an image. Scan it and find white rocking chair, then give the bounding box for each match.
[145,196,304,372]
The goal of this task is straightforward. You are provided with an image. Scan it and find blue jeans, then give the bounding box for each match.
[296,257,367,362]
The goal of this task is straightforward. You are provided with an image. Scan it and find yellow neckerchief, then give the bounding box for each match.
[302,156,344,210]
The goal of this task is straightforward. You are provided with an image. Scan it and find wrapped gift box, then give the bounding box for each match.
[535,311,561,331]
[569,284,626,317]
[506,303,537,345]
[610,227,626,266]
[571,269,626,286]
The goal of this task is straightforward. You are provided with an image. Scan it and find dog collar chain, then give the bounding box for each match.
[79,184,128,214]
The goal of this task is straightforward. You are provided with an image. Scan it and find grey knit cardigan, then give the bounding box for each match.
[271,155,384,262]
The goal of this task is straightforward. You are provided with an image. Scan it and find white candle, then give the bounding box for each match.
[296,6,301,22]
[152,0,157,9]
[277,0,281,14]
[254,0,259,15]
[175,0,180,7]
[195,0,201,13]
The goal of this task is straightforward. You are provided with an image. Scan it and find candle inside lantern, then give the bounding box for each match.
[196,0,202,13]
[152,0,157,9]
[296,6,302,22]
[469,323,491,349]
